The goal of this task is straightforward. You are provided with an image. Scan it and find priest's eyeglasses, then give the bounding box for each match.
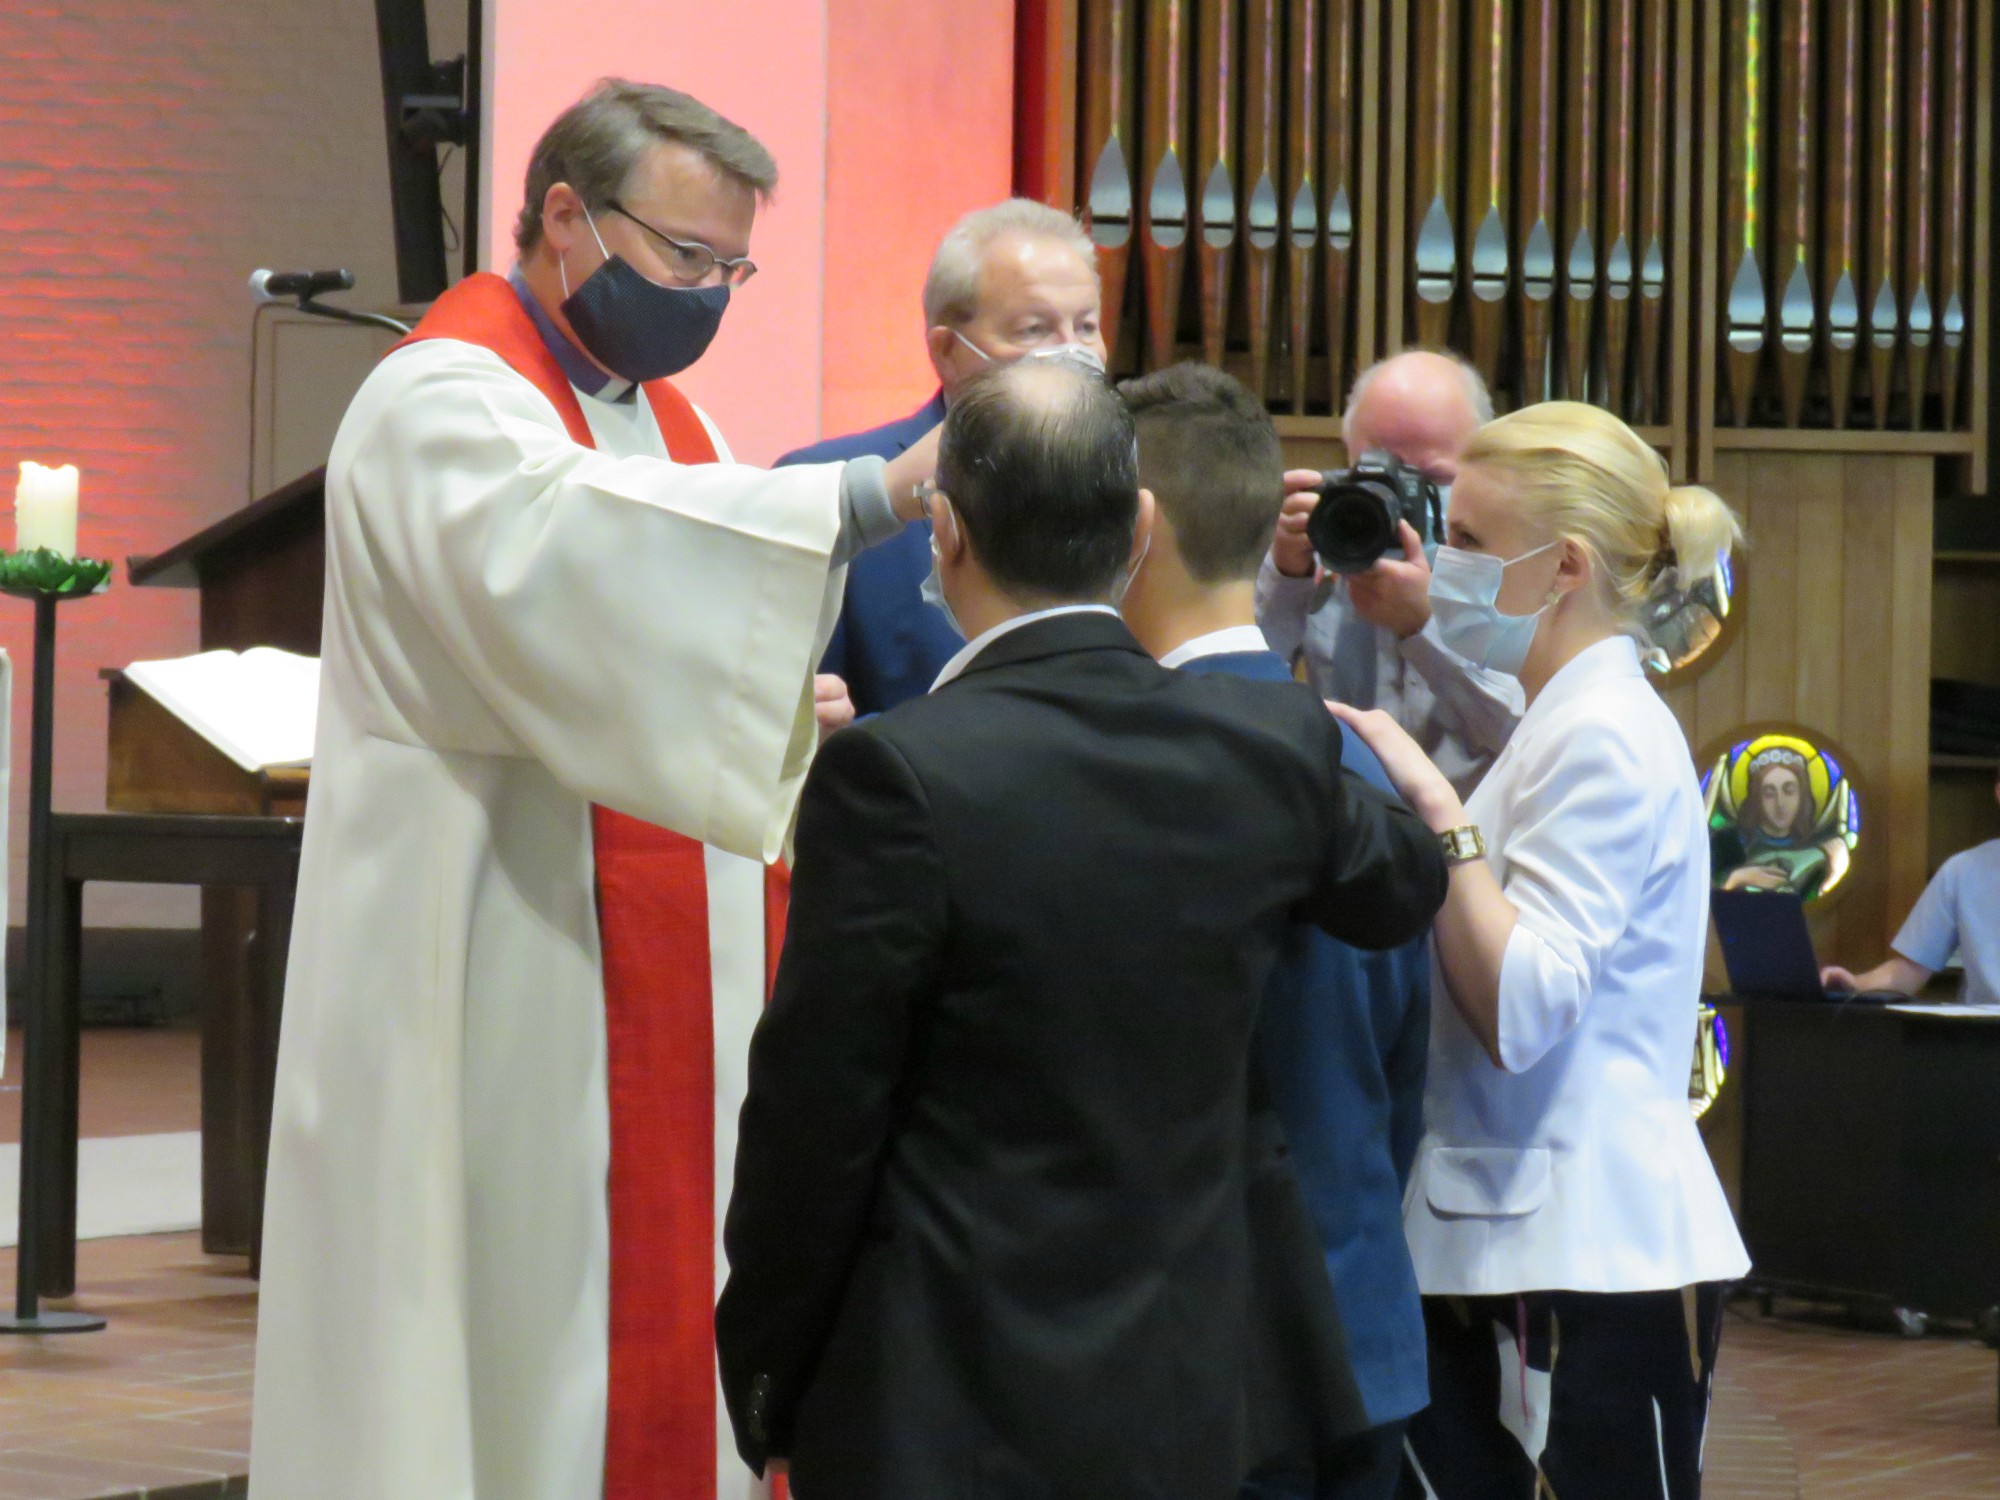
[608,200,759,288]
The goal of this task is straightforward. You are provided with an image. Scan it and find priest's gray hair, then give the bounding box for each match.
[1341,350,1495,450]
[514,79,778,254]
[923,199,1098,328]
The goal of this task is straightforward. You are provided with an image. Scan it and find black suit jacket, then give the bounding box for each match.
[717,612,1447,1499]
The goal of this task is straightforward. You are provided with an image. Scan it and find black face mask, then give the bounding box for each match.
[561,226,730,382]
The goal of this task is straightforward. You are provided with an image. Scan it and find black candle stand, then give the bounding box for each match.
[1,557,111,1334]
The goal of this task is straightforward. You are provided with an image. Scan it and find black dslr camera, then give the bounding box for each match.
[1304,451,1443,574]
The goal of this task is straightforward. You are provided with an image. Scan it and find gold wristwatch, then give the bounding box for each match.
[1439,825,1486,866]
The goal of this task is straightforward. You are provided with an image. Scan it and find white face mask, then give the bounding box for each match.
[1427,540,1561,677]
[920,494,967,639]
[951,329,1106,376]
[1110,532,1151,606]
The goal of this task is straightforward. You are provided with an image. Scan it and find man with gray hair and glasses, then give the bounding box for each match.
[249,78,938,1500]
[778,196,1107,716]
[1258,350,1522,797]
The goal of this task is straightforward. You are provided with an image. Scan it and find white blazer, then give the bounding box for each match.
[1403,635,1750,1295]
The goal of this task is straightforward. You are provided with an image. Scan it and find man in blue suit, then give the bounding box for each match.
[776,198,1106,715]
[1119,363,1432,1500]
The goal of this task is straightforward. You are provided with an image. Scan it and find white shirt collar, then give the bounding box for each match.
[1521,633,1645,727]
[929,604,1120,692]
[1159,624,1272,671]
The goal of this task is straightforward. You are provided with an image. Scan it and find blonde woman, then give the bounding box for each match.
[1332,403,1749,1499]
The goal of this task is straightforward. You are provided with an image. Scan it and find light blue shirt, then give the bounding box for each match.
[1892,839,2000,1005]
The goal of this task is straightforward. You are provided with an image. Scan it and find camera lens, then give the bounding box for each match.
[1307,478,1398,574]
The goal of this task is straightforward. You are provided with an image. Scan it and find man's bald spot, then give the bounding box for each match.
[981,352,1100,423]
[1344,351,1485,478]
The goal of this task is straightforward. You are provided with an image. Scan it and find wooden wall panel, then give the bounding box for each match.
[1739,471,1800,720]
[1677,453,1935,970]
[1884,469,1936,915]
[1624,450,1930,970]
[1792,460,1849,731]
[1832,475,1899,962]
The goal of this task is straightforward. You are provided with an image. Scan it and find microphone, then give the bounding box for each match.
[248,268,356,302]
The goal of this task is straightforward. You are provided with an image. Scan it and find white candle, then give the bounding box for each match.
[15,461,79,557]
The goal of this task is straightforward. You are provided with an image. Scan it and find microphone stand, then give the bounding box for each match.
[291,297,413,338]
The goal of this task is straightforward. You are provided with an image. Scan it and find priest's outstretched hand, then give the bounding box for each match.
[883,423,943,522]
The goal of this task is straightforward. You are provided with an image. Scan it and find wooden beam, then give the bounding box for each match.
[1712,426,1975,453]
[1408,0,1458,348]
[1561,0,1603,403]
[1772,0,1816,428]
[1970,0,1992,490]
[1013,0,1079,206]
[1380,0,1408,357]
[1194,0,1240,368]
[1821,0,1864,430]
[1080,0,1137,363]
[1720,0,1767,428]
[1903,0,1938,429]
[1465,0,1510,395]
[1636,0,1671,425]
[1286,0,1323,411]
[1322,0,1359,400]
[1937,0,1970,431]
[1244,0,1283,395]
[1139,0,1192,371]
[1520,0,1560,404]
[1690,0,1719,479]
[1866,0,1903,430]
[1603,0,1639,418]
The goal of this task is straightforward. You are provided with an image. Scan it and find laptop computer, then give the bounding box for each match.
[1710,888,1895,1002]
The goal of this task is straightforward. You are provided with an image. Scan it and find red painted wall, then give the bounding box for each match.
[0,0,406,924]
[484,1,1015,459]
[820,0,1016,438]
[0,0,1014,926]
[484,1,832,466]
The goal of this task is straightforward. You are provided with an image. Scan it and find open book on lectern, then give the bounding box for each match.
[121,647,319,775]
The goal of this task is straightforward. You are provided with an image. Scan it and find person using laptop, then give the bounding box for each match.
[1823,765,2000,1005]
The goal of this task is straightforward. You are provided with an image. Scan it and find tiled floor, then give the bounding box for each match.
[4,1242,1995,1500]
[1709,1301,2000,1499]
[0,1233,249,1500]
[1,1014,1996,1500]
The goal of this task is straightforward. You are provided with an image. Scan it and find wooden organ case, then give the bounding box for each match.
[1020,0,1995,976]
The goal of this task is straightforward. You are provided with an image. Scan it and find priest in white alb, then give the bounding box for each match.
[248,80,937,1500]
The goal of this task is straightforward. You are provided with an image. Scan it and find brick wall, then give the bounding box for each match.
[0,0,445,925]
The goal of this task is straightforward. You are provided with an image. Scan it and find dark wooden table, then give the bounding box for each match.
[1739,996,2000,1319]
[23,812,302,1294]
[1736,994,2000,1421]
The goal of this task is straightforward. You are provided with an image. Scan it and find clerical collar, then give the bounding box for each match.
[506,264,636,404]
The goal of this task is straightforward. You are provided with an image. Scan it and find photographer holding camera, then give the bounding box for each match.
[1258,351,1522,796]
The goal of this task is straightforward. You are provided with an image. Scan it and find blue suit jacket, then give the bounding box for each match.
[776,392,956,715]
[1180,649,1432,1428]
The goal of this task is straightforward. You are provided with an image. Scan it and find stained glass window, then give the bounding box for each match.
[1700,729,1863,903]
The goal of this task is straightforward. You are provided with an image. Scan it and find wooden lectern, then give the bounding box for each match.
[122,466,324,1256]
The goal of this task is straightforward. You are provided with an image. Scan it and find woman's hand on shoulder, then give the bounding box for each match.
[1326,701,1466,833]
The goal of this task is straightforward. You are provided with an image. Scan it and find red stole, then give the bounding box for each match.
[397,274,790,1499]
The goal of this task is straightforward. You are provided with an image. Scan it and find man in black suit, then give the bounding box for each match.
[717,358,1449,1499]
